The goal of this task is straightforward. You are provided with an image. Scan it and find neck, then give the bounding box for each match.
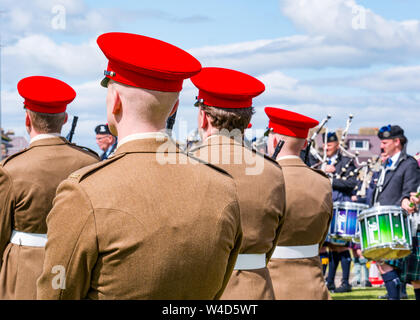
[29,130,60,140]
[389,149,402,158]
[276,149,299,161]
[115,123,165,141]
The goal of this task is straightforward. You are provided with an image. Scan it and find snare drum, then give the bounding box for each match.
[358,205,412,261]
[329,202,369,241]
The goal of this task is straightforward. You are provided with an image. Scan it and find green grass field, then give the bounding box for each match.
[331,286,415,300]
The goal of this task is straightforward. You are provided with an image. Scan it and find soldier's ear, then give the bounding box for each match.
[63,112,68,125]
[272,134,278,150]
[198,108,208,130]
[111,90,122,115]
[25,112,31,128]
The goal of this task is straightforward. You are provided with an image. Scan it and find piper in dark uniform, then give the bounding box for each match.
[95,124,117,160]
[372,124,420,300]
[322,131,358,293]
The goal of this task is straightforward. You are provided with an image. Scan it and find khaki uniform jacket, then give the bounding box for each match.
[267,157,333,300]
[191,135,285,300]
[36,137,243,300]
[0,136,100,299]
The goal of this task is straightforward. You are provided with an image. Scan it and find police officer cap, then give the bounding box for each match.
[95,124,111,135]
[377,124,406,140]
[322,132,338,143]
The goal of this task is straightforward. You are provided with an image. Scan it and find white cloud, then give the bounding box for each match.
[0,0,114,41]
[2,34,106,88]
[281,0,420,50]
[302,65,420,93]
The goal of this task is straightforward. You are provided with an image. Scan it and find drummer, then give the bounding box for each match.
[371,124,420,300]
[323,131,358,293]
[349,153,389,288]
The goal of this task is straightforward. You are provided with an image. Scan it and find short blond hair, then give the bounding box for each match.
[27,109,66,133]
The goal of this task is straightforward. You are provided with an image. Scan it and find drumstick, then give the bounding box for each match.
[409,191,420,208]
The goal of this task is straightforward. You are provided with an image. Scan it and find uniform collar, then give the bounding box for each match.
[327,152,339,163]
[277,155,306,167]
[277,155,301,161]
[29,134,67,147]
[202,133,243,146]
[117,132,169,149]
[30,133,61,144]
[389,151,401,168]
[114,132,179,155]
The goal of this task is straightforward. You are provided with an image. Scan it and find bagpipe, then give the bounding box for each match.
[306,113,377,184]
[303,114,331,166]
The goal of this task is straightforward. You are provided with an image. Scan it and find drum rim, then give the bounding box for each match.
[359,206,407,219]
[362,242,412,251]
[333,201,370,210]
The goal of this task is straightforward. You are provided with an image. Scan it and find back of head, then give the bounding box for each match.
[27,110,66,134]
[108,80,179,127]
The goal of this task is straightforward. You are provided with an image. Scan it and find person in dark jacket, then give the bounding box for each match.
[322,132,358,293]
[95,124,117,160]
[372,124,420,300]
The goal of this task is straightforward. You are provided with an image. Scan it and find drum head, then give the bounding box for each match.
[363,246,411,261]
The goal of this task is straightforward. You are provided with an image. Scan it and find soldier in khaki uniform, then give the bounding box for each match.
[265,107,333,300]
[0,76,100,300]
[36,32,242,300]
[189,67,286,300]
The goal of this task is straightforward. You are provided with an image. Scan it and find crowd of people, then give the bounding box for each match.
[306,127,420,299]
[0,31,419,301]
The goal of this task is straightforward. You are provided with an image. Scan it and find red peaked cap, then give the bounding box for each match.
[191,67,265,108]
[265,107,319,139]
[97,32,202,92]
[17,76,76,114]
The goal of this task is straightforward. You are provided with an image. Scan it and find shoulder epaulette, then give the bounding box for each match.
[66,142,100,159]
[68,152,125,182]
[245,145,281,167]
[310,167,330,179]
[181,150,233,179]
[1,147,30,167]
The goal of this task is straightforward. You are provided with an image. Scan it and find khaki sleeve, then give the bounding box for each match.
[0,167,13,263]
[214,200,243,300]
[37,179,98,300]
[320,189,333,247]
[265,175,286,262]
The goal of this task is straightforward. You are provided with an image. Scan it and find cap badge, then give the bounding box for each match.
[104,70,116,77]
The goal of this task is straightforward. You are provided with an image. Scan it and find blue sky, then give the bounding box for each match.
[1,0,420,155]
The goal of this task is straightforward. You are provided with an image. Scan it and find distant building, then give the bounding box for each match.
[1,129,29,159]
[312,127,381,167]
